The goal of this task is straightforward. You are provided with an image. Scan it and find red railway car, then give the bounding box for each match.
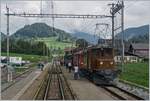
[72,49,84,68]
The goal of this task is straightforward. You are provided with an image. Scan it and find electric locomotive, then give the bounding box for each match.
[64,45,119,84]
[87,45,119,84]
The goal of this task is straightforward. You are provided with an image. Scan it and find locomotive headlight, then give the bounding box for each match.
[100,62,103,65]
[110,62,113,65]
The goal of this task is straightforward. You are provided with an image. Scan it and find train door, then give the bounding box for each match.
[73,54,78,66]
[87,49,91,70]
[83,51,87,68]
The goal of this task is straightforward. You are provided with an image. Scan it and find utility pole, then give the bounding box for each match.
[109,2,124,48]
[47,47,49,62]
[0,1,1,98]
[6,6,9,66]
[43,43,45,56]
[51,0,55,32]
[108,1,124,71]
[0,0,1,68]
[109,3,115,48]
[6,6,12,82]
[121,1,124,72]
[40,0,42,15]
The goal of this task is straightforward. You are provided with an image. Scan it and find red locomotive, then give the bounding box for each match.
[64,45,119,84]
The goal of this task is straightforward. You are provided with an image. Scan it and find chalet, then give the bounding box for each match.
[115,52,142,63]
[115,43,149,63]
[130,43,149,59]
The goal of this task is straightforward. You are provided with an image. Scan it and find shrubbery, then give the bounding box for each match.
[2,38,50,56]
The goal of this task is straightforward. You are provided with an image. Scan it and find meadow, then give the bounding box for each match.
[119,62,149,87]
[37,37,75,49]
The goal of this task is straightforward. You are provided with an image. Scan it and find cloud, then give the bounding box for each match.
[0,0,150,35]
[124,1,150,28]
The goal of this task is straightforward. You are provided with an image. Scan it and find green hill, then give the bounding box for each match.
[116,25,149,42]
[12,23,75,42]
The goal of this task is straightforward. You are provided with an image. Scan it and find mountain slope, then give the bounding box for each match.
[128,33,149,43]
[72,31,99,44]
[12,23,73,41]
[116,25,149,41]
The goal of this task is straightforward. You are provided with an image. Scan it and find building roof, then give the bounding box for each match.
[132,43,149,50]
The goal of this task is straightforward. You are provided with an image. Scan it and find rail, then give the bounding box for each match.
[34,61,76,100]
[2,67,34,92]
[102,86,144,100]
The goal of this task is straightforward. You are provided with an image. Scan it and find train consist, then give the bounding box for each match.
[64,44,120,85]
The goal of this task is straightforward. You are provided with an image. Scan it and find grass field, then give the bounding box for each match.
[37,37,75,49]
[119,62,149,87]
[2,52,48,62]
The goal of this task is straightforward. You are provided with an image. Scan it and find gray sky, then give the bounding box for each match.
[1,0,150,36]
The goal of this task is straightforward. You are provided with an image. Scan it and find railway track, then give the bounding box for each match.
[1,67,34,92]
[118,79,149,100]
[101,86,144,100]
[83,70,145,100]
[34,61,76,100]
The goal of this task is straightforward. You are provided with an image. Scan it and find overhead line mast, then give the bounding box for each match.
[51,0,55,32]
[6,5,9,67]
[108,1,124,71]
[40,0,42,15]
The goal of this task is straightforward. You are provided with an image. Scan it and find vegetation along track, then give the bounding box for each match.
[101,86,144,100]
[34,61,76,100]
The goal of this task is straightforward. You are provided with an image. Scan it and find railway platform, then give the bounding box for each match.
[1,63,49,100]
[61,66,118,100]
